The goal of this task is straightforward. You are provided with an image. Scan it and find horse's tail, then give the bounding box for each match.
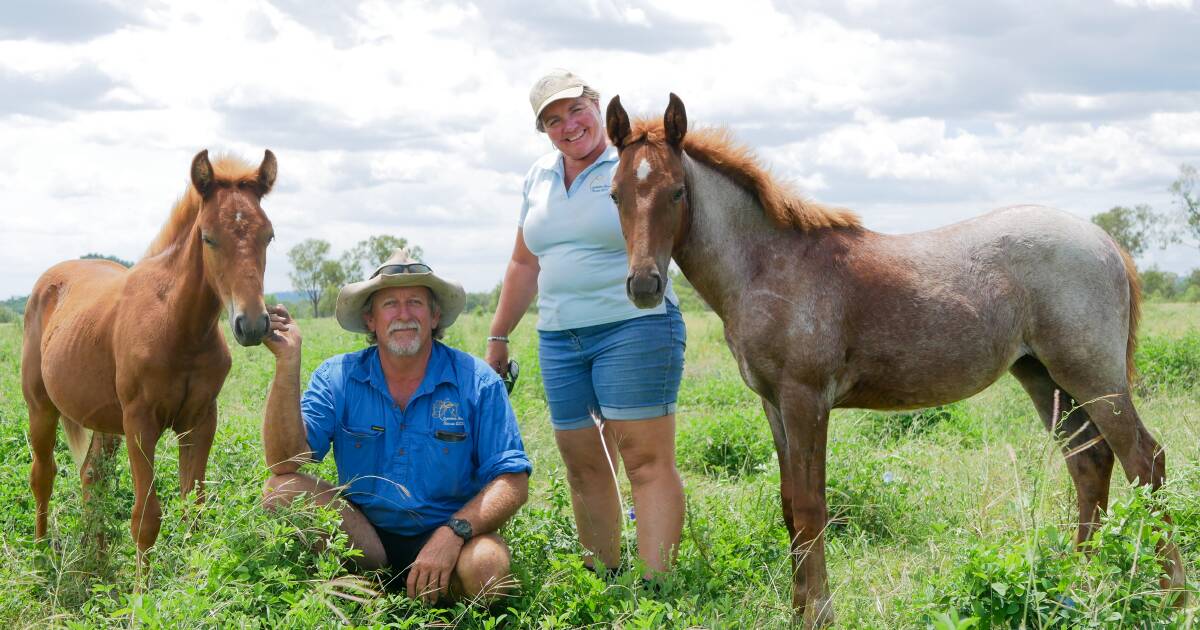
[1118,246,1142,387]
[62,418,94,472]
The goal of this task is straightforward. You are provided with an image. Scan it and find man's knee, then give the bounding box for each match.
[261,472,313,512]
[455,534,515,600]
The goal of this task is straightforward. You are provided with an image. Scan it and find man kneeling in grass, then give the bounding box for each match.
[261,250,532,604]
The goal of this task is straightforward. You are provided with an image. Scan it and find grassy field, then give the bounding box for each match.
[1,304,1199,628]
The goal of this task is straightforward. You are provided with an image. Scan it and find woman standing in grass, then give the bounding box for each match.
[486,69,687,579]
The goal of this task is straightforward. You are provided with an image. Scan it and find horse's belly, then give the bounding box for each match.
[839,348,1016,410]
[39,318,124,434]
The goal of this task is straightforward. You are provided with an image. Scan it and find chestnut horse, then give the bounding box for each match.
[606,94,1185,626]
[21,150,276,559]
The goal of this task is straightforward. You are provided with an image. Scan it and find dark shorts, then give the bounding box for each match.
[372,523,436,587]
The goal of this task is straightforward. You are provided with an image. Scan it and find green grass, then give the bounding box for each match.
[1,304,1199,628]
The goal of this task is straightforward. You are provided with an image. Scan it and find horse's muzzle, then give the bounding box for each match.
[231,312,269,346]
[626,269,664,309]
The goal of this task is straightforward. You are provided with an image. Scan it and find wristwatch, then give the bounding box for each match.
[446,517,473,542]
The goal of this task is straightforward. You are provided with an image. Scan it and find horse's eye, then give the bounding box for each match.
[201,233,216,247]
[672,187,685,203]
[609,190,619,204]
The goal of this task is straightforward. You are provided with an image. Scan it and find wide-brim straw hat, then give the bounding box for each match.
[334,249,466,333]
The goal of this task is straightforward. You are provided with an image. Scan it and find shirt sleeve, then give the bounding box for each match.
[517,164,535,228]
[300,361,338,463]
[473,375,533,484]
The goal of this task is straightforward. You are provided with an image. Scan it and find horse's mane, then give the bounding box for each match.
[143,155,261,258]
[629,118,862,232]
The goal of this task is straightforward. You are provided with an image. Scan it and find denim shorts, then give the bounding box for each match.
[538,301,686,430]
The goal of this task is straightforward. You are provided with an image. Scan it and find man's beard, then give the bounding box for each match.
[384,320,423,356]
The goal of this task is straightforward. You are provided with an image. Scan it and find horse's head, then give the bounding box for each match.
[606,93,688,309]
[190,149,276,346]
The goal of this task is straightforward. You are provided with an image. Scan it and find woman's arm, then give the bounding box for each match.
[485,228,539,374]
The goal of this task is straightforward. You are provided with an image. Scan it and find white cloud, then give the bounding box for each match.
[1113,0,1194,9]
[1,0,1198,302]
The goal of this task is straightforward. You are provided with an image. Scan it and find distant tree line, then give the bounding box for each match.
[81,252,133,267]
[286,235,424,318]
[1091,163,1200,301]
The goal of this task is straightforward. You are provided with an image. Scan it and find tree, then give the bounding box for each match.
[1091,205,1158,257]
[81,252,133,267]
[1169,163,1199,245]
[316,259,348,317]
[465,282,503,314]
[288,239,333,317]
[1139,268,1180,300]
[341,235,424,282]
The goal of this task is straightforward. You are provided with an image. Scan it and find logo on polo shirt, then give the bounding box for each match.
[433,399,464,427]
[590,174,609,193]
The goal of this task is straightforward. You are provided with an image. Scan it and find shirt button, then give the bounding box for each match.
[398,448,405,456]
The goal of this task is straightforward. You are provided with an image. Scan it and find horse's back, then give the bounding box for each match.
[23,259,128,433]
[836,206,1131,408]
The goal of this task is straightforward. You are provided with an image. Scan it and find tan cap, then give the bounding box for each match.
[334,249,466,333]
[529,69,592,132]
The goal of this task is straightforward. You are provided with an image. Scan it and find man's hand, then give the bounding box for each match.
[264,304,301,360]
[407,526,465,604]
[484,340,509,376]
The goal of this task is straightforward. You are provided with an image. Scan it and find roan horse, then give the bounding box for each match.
[605,94,1186,626]
[21,150,276,560]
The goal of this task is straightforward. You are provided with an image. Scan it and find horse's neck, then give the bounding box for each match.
[675,154,790,317]
[142,220,223,339]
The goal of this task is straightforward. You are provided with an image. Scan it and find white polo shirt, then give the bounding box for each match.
[519,145,677,331]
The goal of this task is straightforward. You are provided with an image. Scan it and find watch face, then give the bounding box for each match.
[449,518,472,539]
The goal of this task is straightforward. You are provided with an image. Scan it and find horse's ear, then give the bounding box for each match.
[664,93,687,150]
[258,149,277,196]
[191,149,214,197]
[606,95,632,151]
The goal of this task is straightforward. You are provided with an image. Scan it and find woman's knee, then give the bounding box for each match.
[620,442,678,487]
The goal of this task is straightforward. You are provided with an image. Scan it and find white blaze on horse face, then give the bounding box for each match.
[636,158,652,182]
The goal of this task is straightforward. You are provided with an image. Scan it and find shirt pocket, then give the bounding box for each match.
[333,422,386,501]
[419,426,473,501]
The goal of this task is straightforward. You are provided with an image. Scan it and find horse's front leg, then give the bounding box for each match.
[178,401,217,503]
[761,398,797,544]
[779,385,833,628]
[124,408,164,563]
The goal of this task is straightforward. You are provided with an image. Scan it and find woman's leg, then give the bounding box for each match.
[554,424,623,570]
[606,415,684,575]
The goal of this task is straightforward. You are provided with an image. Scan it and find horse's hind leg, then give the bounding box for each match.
[1038,355,1187,596]
[22,323,60,541]
[27,401,60,541]
[1010,355,1114,544]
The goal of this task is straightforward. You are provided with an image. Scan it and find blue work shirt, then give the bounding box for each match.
[301,342,532,535]
[520,145,677,331]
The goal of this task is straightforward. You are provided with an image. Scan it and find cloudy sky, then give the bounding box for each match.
[2,0,1199,300]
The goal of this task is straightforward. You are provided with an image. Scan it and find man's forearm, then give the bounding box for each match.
[263,358,312,474]
[452,472,529,535]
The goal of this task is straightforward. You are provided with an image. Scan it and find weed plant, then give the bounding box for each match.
[0,308,1198,627]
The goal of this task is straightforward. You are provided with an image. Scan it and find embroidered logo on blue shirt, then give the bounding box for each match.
[589,174,609,192]
[433,399,464,426]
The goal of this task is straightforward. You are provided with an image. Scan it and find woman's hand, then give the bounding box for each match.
[485,339,509,376]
